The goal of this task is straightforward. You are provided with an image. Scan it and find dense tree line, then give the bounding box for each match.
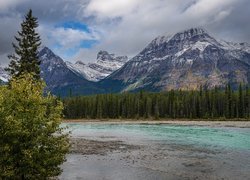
[63,85,250,120]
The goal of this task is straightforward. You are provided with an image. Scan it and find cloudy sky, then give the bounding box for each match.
[0,0,250,66]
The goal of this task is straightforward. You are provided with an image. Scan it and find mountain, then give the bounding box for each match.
[102,27,250,92]
[66,51,128,82]
[0,67,9,83]
[1,28,249,96]
[0,47,104,96]
[38,47,103,96]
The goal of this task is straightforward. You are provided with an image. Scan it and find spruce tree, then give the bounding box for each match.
[6,9,41,80]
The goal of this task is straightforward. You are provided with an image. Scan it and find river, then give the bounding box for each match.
[59,122,250,180]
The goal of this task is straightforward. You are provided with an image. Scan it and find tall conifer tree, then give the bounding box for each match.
[6,9,41,80]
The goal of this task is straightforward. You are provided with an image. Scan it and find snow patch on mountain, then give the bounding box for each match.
[0,67,9,82]
[218,40,250,53]
[106,27,250,91]
[191,41,210,51]
[67,51,128,82]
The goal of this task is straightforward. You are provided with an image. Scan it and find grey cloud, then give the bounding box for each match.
[76,0,250,62]
[0,16,20,54]
[208,0,250,43]
[0,0,91,63]
[0,0,250,65]
[15,0,90,23]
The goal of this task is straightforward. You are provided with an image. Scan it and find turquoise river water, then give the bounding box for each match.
[60,123,250,180]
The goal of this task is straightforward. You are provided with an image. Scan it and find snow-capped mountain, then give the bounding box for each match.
[38,47,102,96]
[66,51,128,82]
[0,66,9,82]
[0,47,109,95]
[1,28,249,96]
[104,27,250,92]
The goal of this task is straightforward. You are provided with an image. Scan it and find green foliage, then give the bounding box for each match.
[5,9,41,80]
[0,73,69,179]
[63,86,250,120]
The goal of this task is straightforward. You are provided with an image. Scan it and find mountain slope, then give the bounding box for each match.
[1,28,249,96]
[103,28,250,92]
[0,47,103,96]
[0,67,9,82]
[66,51,128,82]
[39,47,103,96]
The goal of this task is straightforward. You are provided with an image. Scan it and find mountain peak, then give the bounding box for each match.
[75,60,86,66]
[179,27,207,35]
[39,46,56,58]
[152,27,209,46]
[107,27,250,92]
[171,27,210,41]
[97,50,114,61]
[38,46,65,68]
[40,46,51,53]
[66,50,129,82]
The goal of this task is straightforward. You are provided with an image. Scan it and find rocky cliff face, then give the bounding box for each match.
[66,51,128,82]
[105,28,250,91]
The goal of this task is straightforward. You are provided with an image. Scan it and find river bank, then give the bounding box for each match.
[63,119,250,128]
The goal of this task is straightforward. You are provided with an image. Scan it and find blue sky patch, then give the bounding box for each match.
[80,40,98,48]
[52,40,98,60]
[56,21,91,33]
[52,21,99,59]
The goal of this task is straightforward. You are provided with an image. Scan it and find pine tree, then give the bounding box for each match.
[5,9,41,80]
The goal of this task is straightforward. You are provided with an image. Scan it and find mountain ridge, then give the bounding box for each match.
[66,50,128,82]
[103,27,250,92]
[38,47,104,96]
[0,27,249,96]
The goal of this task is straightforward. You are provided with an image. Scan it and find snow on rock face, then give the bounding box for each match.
[218,40,250,53]
[106,27,250,91]
[67,51,128,82]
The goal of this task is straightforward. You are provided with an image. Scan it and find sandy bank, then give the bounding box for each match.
[63,119,250,128]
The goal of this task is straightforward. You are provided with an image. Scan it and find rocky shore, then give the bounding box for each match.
[70,138,141,155]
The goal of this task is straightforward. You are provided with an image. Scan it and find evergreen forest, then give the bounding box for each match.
[63,85,250,120]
